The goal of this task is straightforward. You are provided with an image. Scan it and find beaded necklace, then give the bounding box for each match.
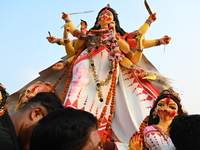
[88,52,114,102]
[87,29,122,147]
[87,29,121,102]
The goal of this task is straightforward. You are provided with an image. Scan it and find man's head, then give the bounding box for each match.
[30,107,100,150]
[11,92,63,150]
[169,114,200,150]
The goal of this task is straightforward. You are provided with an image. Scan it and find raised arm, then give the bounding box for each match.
[62,12,76,35]
[138,13,157,34]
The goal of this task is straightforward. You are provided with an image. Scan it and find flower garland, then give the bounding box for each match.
[53,46,84,101]
[88,51,114,102]
[98,60,118,148]
[87,29,122,102]
[87,29,123,147]
[54,28,121,147]
[0,105,8,116]
[90,29,109,33]
[53,66,69,91]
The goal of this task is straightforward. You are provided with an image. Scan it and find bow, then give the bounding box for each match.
[144,0,153,15]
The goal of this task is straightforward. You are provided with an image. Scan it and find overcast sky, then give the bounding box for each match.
[1,0,200,114]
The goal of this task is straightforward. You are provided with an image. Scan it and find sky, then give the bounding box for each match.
[1,0,200,114]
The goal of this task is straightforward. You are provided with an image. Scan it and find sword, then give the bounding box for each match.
[69,10,94,15]
[60,10,94,29]
[144,0,153,15]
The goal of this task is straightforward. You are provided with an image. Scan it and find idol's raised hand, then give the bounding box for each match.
[62,12,70,22]
[148,13,157,22]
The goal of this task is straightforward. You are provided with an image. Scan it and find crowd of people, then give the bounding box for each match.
[2,83,200,150]
[2,3,200,150]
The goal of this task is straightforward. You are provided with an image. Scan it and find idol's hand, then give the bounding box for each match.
[161,35,171,45]
[62,12,70,21]
[148,13,157,22]
[46,36,57,43]
[52,62,65,70]
[129,131,143,150]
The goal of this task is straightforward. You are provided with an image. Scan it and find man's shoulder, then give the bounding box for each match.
[0,111,13,131]
[0,112,20,150]
[0,111,11,126]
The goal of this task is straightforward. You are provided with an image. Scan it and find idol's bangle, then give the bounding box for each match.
[64,38,70,44]
[56,38,61,45]
[78,36,86,40]
[145,19,153,26]
[65,19,71,24]
[60,60,68,68]
[136,48,143,52]
[63,60,68,67]
[155,39,162,46]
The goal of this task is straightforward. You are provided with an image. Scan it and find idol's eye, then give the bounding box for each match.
[157,103,164,107]
[169,106,176,110]
[107,13,112,16]
[99,13,104,16]
[26,90,30,93]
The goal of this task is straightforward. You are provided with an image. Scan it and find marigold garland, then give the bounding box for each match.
[121,33,128,40]
[90,29,109,33]
[98,60,118,148]
[0,105,8,116]
[53,65,69,90]
[54,29,122,146]
[88,29,121,102]
[53,46,84,101]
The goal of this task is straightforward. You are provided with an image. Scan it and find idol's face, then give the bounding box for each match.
[98,9,114,27]
[25,83,49,100]
[20,83,50,103]
[156,97,178,121]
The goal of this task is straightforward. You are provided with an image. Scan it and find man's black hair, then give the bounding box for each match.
[170,114,200,150]
[23,92,63,113]
[30,107,98,150]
